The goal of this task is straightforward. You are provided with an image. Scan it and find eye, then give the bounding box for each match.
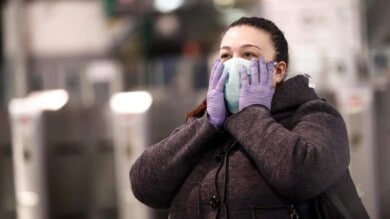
[242,52,257,59]
[220,53,232,60]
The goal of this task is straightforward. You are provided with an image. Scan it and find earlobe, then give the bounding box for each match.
[274,61,287,83]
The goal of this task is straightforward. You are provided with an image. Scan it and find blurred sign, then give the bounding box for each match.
[25,1,110,57]
[260,0,365,90]
[337,86,372,114]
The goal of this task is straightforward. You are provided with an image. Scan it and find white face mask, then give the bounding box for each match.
[223,58,251,113]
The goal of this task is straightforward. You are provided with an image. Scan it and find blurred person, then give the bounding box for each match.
[129,17,369,219]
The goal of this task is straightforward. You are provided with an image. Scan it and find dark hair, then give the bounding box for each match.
[228,17,289,65]
[186,17,288,121]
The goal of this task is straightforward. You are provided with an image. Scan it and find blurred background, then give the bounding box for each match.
[0,0,389,219]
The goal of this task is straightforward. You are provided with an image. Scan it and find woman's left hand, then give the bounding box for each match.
[239,57,275,111]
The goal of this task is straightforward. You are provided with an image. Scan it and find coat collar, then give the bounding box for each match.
[271,75,319,114]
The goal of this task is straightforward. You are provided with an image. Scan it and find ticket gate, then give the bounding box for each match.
[0,109,16,219]
[110,91,152,219]
[9,90,120,219]
[44,106,118,219]
[9,90,69,219]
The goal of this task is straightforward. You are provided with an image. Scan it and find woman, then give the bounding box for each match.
[130,17,369,219]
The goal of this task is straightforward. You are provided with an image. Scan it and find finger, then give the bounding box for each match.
[210,60,224,89]
[258,57,268,84]
[250,58,259,85]
[209,59,220,88]
[266,61,275,87]
[211,59,220,75]
[214,61,224,85]
[215,69,228,92]
[240,65,249,87]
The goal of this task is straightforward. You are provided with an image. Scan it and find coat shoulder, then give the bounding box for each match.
[296,99,342,118]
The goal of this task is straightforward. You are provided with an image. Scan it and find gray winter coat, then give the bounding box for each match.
[130,75,369,219]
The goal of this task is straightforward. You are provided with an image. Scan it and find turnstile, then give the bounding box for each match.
[110,91,152,219]
[0,109,16,219]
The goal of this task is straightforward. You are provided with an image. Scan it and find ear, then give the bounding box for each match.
[273,61,287,87]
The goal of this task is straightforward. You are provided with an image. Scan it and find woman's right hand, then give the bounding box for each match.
[207,59,228,128]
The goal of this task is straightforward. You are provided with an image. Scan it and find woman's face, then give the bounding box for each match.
[219,25,287,86]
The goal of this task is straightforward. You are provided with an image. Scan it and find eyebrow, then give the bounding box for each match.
[220,44,262,50]
[241,44,262,50]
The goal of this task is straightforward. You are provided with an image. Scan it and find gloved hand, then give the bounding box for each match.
[239,57,275,111]
[207,59,228,128]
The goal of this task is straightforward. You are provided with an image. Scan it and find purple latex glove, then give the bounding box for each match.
[207,59,228,128]
[239,57,275,111]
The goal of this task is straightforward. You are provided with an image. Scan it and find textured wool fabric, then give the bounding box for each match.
[223,58,251,113]
[130,75,369,219]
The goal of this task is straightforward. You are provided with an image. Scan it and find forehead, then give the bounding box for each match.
[220,25,273,50]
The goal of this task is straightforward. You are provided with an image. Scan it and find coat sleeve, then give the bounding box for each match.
[224,100,350,202]
[129,115,221,209]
